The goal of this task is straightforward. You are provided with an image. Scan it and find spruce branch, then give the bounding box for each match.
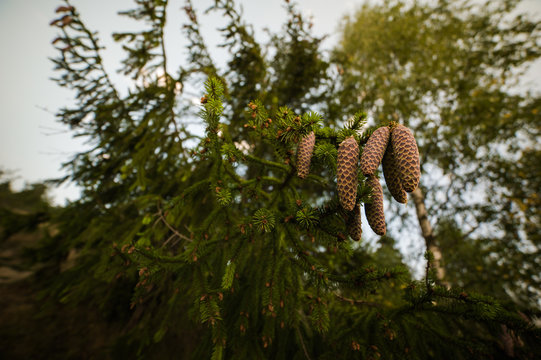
[181,0,218,77]
[51,0,131,128]
[425,250,434,293]
[156,202,192,243]
[333,292,382,307]
[252,209,276,233]
[134,246,188,264]
[295,207,319,229]
[158,0,169,79]
[221,260,236,290]
[56,0,122,103]
[244,154,290,172]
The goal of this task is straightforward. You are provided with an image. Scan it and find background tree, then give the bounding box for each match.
[0,172,52,243]
[3,0,539,359]
[334,0,541,307]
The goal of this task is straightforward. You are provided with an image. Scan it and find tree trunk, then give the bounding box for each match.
[410,187,446,284]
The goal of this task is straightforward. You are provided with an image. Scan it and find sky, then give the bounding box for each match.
[0,0,540,206]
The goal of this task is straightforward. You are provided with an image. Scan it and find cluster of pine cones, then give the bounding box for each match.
[296,124,420,241]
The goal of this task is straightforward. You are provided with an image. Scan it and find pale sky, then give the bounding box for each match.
[0,0,540,206]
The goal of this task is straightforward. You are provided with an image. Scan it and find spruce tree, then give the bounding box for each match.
[38,0,541,358]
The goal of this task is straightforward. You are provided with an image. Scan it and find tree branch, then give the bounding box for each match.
[411,187,447,286]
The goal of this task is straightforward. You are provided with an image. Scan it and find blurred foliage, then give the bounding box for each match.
[0,173,52,242]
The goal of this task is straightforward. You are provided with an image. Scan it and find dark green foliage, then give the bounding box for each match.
[23,0,541,359]
[0,174,52,242]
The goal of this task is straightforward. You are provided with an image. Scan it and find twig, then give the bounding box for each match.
[425,251,432,292]
[158,1,184,146]
[296,326,312,360]
[245,154,289,172]
[157,203,193,243]
[333,292,382,307]
[224,164,244,184]
[162,233,177,248]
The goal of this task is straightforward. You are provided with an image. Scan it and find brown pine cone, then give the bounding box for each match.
[365,175,386,236]
[347,204,362,242]
[297,131,316,179]
[382,147,408,204]
[360,126,390,176]
[390,125,420,192]
[337,136,359,211]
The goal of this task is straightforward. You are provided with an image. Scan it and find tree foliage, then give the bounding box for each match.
[0,172,52,242]
[19,0,541,358]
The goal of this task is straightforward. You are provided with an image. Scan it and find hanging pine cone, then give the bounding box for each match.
[390,125,420,192]
[337,136,359,211]
[360,126,390,176]
[365,175,386,236]
[382,146,408,204]
[347,204,362,242]
[297,131,316,179]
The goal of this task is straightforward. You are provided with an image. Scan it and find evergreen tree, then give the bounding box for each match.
[33,0,541,358]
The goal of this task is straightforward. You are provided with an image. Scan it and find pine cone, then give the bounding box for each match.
[347,204,362,242]
[390,125,420,192]
[337,136,359,211]
[365,175,386,236]
[382,147,408,204]
[360,126,390,176]
[297,131,316,179]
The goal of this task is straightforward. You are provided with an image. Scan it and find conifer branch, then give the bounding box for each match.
[157,203,192,243]
[333,292,382,307]
[156,0,182,144]
[425,251,433,293]
[134,247,188,264]
[52,0,132,128]
[158,0,169,80]
[60,0,122,104]
[244,154,289,172]
[223,164,243,184]
[245,176,283,186]
[181,0,218,77]
[270,170,296,207]
[303,174,328,185]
